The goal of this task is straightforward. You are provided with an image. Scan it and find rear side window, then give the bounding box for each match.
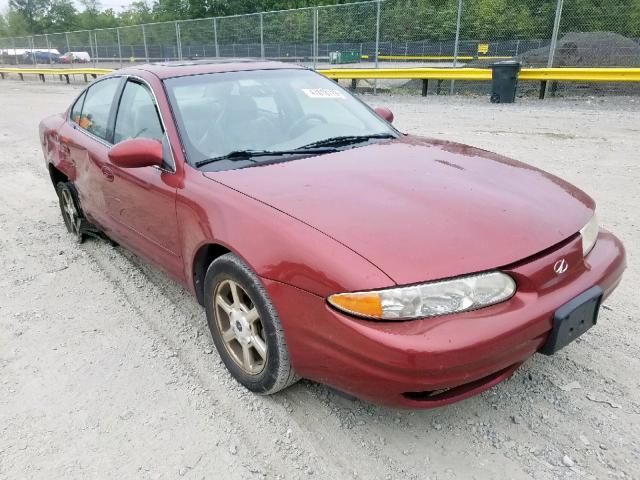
[77,77,120,141]
[70,91,86,126]
[114,81,164,144]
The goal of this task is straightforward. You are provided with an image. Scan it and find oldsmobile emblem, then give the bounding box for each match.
[554,259,569,274]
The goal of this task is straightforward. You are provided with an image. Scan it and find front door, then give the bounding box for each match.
[104,78,183,281]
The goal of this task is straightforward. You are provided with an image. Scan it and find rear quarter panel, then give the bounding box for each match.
[40,113,72,179]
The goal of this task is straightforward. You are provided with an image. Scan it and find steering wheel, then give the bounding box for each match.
[287,113,327,138]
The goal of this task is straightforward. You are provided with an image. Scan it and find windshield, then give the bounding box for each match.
[164,69,397,169]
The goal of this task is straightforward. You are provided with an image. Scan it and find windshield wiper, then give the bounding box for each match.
[299,133,396,150]
[195,148,337,168]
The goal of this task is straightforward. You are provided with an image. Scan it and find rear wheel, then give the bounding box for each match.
[56,181,85,244]
[204,253,298,394]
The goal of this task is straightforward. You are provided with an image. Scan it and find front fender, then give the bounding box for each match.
[178,168,395,298]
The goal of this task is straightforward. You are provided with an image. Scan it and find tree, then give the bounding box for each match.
[120,1,155,26]
[41,0,78,32]
[0,13,8,37]
[153,0,188,21]
[8,0,48,33]
[185,0,220,19]
[75,0,100,29]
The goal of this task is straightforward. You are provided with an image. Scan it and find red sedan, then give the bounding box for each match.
[39,61,626,408]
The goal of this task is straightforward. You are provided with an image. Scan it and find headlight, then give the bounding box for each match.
[580,214,598,256]
[327,271,516,321]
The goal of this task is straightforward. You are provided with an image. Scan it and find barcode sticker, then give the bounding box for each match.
[302,88,345,99]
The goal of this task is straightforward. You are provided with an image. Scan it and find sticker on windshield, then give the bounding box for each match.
[238,79,260,86]
[302,88,345,99]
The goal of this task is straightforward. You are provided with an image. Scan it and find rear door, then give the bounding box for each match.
[64,76,123,230]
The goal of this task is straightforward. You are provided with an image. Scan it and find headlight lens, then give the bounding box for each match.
[580,214,598,256]
[327,271,516,321]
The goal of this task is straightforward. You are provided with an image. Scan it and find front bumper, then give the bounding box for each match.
[264,230,626,408]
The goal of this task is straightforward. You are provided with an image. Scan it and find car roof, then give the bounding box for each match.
[118,59,306,80]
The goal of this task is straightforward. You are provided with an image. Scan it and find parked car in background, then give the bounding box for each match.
[39,60,626,408]
[22,50,60,64]
[0,51,18,64]
[60,51,91,64]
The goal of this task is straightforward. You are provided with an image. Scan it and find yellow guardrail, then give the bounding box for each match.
[0,67,114,82]
[2,66,639,98]
[2,66,638,83]
[360,54,512,61]
[2,66,639,83]
[318,67,493,81]
[319,67,640,83]
[520,68,640,82]
[0,67,113,75]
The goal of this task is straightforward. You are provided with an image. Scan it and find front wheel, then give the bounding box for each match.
[204,253,298,394]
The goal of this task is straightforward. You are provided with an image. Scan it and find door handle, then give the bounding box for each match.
[101,166,114,182]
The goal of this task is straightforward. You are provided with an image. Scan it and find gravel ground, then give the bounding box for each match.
[0,80,638,480]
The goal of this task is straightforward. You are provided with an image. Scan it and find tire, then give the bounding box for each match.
[55,181,85,244]
[204,253,299,394]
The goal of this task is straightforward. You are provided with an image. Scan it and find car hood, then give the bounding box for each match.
[203,136,594,286]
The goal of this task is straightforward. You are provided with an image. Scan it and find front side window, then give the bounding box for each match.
[164,69,396,169]
[114,80,164,144]
[77,77,120,141]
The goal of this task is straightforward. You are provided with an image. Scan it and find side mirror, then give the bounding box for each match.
[108,138,164,169]
[374,106,394,123]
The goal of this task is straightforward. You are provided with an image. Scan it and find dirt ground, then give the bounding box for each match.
[0,79,638,480]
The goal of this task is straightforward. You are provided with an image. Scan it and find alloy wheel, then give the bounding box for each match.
[213,279,267,375]
[60,187,80,235]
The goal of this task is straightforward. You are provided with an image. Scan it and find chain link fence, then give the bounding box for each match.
[264,8,315,66]
[1,0,639,93]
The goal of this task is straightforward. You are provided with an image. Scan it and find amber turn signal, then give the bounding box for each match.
[327,292,384,319]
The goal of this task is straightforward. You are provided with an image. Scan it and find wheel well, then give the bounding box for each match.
[193,243,231,305]
[48,163,68,187]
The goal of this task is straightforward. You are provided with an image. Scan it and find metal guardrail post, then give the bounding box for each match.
[29,37,37,66]
[544,0,565,98]
[450,0,463,95]
[260,13,265,59]
[374,0,381,94]
[313,7,318,69]
[142,24,149,63]
[116,27,123,67]
[213,18,219,58]
[88,31,94,64]
[548,0,564,69]
[175,21,182,60]
[94,31,99,67]
[45,34,52,65]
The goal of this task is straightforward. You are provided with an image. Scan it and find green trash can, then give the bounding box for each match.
[329,50,361,65]
[490,61,521,103]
